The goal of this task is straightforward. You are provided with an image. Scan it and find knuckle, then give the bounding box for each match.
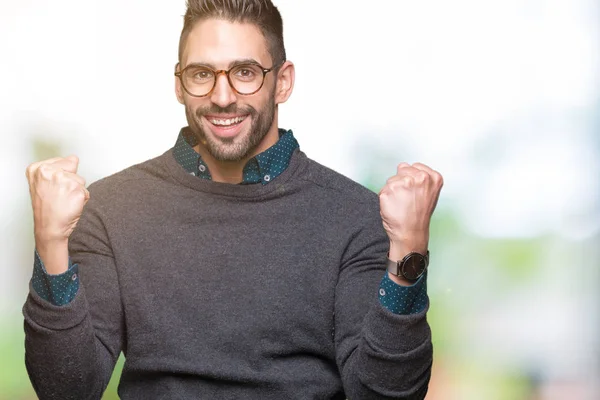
[416,171,428,182]
[72,188,87,202]
[38,164,53,179]
[67,180,82,193]
[380,182,394,194]
[52,170,66,182]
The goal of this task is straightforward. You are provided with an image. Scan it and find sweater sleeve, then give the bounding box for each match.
[334,203,432,399]
[22,186,125,400]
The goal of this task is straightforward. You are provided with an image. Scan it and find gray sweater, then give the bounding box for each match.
[23,147,432,399]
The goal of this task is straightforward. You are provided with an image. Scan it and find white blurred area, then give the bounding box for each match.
[1,1,598,399]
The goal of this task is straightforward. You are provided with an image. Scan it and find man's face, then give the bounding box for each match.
[177,19,278,162]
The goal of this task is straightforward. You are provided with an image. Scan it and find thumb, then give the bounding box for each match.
[65,155,80,173]
[83,186,91,203]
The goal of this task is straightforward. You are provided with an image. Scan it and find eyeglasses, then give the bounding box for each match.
[175,62,280,97]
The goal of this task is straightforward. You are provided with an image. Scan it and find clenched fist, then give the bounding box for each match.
[379,162,443,259]
[26,155,89,274]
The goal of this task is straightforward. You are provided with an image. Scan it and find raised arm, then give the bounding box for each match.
[23,156,124,400]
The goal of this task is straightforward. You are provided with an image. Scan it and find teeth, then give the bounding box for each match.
[211,116,245,126]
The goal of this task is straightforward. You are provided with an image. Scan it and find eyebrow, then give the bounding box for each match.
[184,58,262,70]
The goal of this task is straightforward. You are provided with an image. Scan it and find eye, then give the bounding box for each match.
[195,70,212,79]
[233,65,260,81]
[238,68,254,77]
[187,68,214,82]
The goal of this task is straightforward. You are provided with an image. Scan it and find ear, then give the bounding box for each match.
[174,63,185,105]
[274,61,295,105]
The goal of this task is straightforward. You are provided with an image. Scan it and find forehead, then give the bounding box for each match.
[182,19,271,68]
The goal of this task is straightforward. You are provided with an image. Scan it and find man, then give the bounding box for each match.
[23,0,443,399]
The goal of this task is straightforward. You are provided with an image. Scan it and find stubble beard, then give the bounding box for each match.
[185,90,277,162]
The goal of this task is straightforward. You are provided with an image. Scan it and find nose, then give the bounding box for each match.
[210,72,237,108]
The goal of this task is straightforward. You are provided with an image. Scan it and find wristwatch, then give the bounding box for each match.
[386,251,429,281]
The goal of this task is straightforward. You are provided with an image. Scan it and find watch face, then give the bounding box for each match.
[402,254,426,280]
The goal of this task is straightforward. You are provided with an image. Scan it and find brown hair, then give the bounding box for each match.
[178,0,286,67]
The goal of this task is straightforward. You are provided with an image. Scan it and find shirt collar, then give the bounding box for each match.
[172,127,299,185]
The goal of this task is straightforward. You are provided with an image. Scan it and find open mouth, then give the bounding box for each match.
[203,114,250,138]
[208,115,248,127]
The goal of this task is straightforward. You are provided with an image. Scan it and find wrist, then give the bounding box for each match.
[388,240,428,260]
[35,237,70,275]
[34,227,69,244]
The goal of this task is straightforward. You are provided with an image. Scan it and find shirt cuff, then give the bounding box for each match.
[378,272,428,315]
[31,249,80,306]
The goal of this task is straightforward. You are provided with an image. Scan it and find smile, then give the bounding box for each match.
[208,115,248,127]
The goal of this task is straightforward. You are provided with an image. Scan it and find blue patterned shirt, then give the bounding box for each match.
[31,127,427,314]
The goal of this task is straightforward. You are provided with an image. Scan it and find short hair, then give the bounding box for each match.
[178,0,286,67]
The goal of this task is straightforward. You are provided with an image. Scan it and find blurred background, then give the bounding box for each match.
[1,0,598,399]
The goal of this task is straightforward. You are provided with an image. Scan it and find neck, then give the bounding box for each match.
[194,121,280,184]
